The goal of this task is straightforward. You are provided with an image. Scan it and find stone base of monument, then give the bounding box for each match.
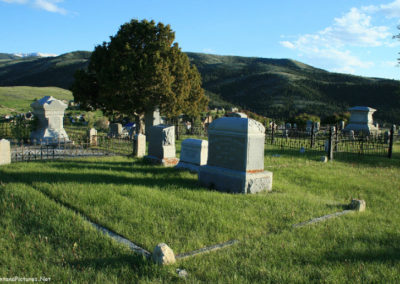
[175,161,201,173]
[199,165,273,194]
[144,155,179,167]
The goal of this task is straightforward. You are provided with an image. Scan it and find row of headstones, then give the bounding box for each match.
[143,116,273,194]
[2,113,273,194]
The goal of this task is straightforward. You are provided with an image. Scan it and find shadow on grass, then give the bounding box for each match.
[1,170,201,190]
[1,159,202,192]
[68,255,153,274]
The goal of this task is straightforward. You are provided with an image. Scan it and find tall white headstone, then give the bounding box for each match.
[30,96,69,144]
[0,139,11,165]
[199,117,273,194]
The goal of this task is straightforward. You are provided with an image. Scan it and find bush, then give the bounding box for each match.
[94,117,109,131]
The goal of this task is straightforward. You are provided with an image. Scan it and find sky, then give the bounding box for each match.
[1,0,400,79]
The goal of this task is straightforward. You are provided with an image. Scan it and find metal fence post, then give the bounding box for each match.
[271,122,275,144]
[328,126,335,161]
[310,123,315,148]
[388,124,394,159]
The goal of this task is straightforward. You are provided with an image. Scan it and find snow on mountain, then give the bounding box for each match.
[12,52,58,58]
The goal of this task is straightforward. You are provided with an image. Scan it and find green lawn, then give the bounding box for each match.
[0,142,399,282]
[0,86,73,116]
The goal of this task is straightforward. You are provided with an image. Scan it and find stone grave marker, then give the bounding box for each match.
[87,128,97,146]
[176,138,208,172]
[134,134,146,158]
[198,117,273,194]
[145,125,179,166]
[343,106,379,135]
[0,139,11,165]
[30,96,69,144]
[108,123,122,138]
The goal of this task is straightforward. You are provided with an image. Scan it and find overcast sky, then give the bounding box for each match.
[1,0,400,79]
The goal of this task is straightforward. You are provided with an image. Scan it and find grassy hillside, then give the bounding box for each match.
[0,51,399,122]
[0,86,73,115]
[187,53,400,122]
[0,142,399,282]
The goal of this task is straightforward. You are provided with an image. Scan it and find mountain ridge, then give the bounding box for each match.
[0,51,399,122]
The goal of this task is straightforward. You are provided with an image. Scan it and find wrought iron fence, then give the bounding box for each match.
[9,136,134,163]
[265,125,398,159]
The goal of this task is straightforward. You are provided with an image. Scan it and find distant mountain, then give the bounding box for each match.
[12,52,58,58]
[0,50,399,123]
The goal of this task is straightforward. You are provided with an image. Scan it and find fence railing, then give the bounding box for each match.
[9,136,134,162]
[265,125,398,159]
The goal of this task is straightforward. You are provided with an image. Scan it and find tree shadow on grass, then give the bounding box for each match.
[68,255,154,276]
[1,170,201,191]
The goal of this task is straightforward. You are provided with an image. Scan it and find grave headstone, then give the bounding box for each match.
[343,106,379,135]
[145,107,163,136]
[283,129,289,138]
[108,123,122,138]
[128,127,136,140]
[87,128,97,146]
[285,123,291,129]
[176,139,208,172]
[339,120,345,130]
[30,96,69,144]
[314,122,320,131]
[293,123,297,129]
[384,130,391,144]
[198,117,273,194]
[134,134,146,158]
[145,125,178,166]
[349,130,355,140]
[0,139,11,165]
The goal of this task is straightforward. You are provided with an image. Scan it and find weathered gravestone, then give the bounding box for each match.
[87,128,97,146]
[343,106,379,135]
[145,125,179,166]
[134,134,146,158]
[0,139,11,165]
[30,96,69,144]
[108,123,122,138]
[285,123,291,129]
[198,117,273,194]
[176,138,208,172]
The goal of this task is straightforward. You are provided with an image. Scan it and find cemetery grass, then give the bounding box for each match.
[0,144,399,282]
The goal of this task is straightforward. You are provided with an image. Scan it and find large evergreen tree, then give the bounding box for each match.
[72,19,208,126]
